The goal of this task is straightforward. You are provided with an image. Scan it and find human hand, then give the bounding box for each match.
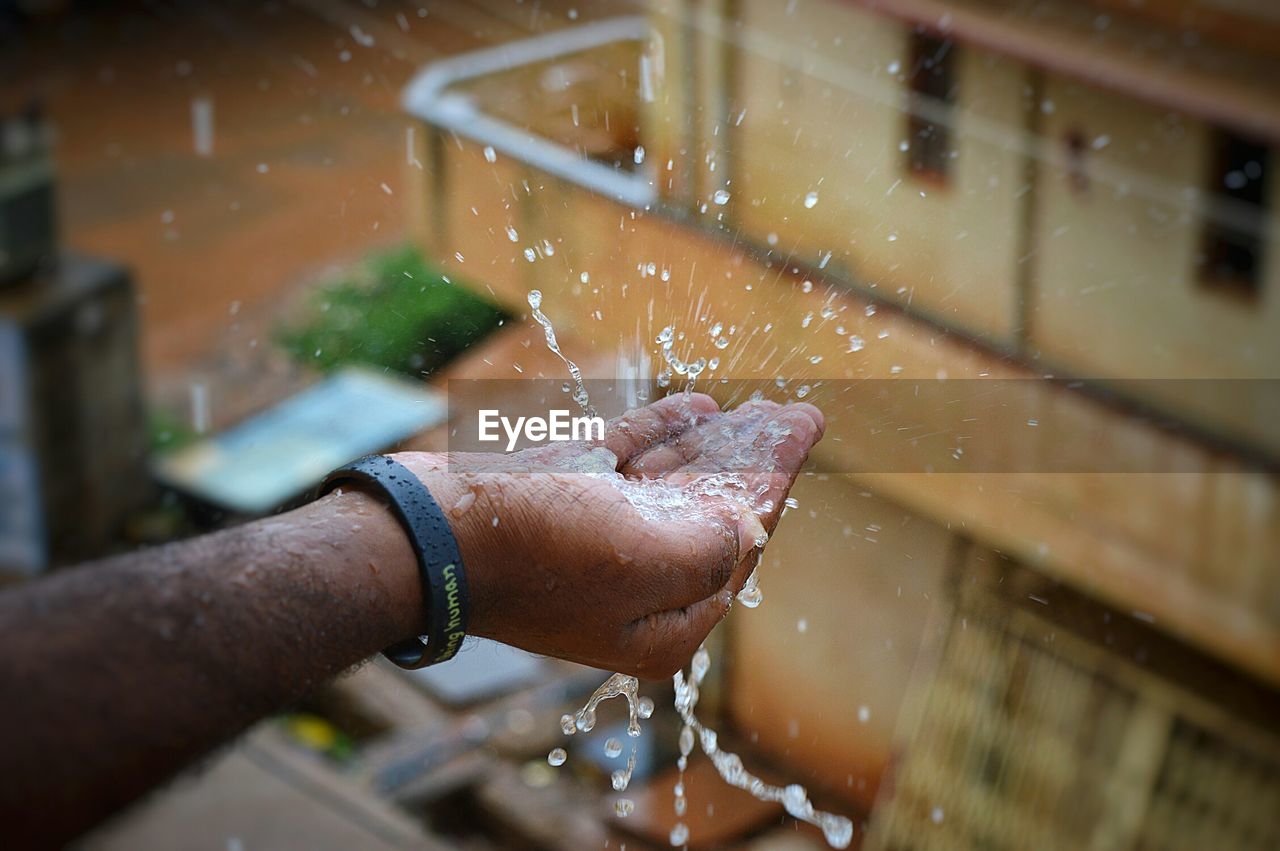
[393,392,824,679]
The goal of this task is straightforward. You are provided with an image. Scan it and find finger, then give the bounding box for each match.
[626,512,745,613]
[666,400,815,486]
[666,403,822,530]
[742,405,823,535]
[623,589,733,680]
[603,393,720,468]
[786,401,826,440]
[728,540,762,596]
[624,400,782,479]
[756,405,823,480]
[620,437,696,479]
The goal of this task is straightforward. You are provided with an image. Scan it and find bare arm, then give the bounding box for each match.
[0,488,424,846]
[0,395,823,847]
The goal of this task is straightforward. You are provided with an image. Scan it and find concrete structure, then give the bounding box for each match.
[405,0,1280,843]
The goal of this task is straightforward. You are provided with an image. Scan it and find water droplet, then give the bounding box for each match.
[783,784,808,816]
[450,491,477,518]
[857,705,871,723]
[931,806,945,824]
[547,747,567,767]
[506,226,518,242]
[523,247,537,262]
[804,191,819,209]
[483,145,497,163]
[848,335,864,352]
[560,714,576,735]
[604,738,623,758]
[699,727,718,753]
[634,145,646,165]
[691,647,710,681]
[823,816,854,848]
[796,384,811,398]
[638,697,655,718]
[712,189,730,205]
[670,823,689,846]
[615,798,634,817]
[887,59,901,75]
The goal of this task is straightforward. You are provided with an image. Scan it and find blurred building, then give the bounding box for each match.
[405,0,1279,847]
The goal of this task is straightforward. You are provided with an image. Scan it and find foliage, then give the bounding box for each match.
[276,245,506,377]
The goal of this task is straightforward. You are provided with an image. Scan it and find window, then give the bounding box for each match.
[1199,131,1270,298]
[905,32,957,181]
[1063,128,1091,196]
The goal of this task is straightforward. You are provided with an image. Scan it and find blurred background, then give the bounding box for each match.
[2,0,1278,848]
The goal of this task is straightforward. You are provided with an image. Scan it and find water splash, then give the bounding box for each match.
[527,290,595,416]
[529,293,852,847]
[670,646,853,848]
[571,671,646,737]
[656,325,707,392]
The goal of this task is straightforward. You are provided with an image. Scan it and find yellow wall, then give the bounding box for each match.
[1028,75,1280,441]
[405,2,1280,788]
[729,0,1027,345]
[411,139,1280,686]
[728,473,952,806]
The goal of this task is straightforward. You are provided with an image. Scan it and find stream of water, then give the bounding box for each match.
[527,292,854,849]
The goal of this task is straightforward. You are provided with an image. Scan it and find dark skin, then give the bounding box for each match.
[0,393,823,847]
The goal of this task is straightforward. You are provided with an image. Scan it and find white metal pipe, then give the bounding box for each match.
[402,16,657,209]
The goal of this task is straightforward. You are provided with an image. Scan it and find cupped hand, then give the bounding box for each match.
[393,392,824,679]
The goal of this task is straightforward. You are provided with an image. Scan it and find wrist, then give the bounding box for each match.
[316,487,427,646]
[389,455,501,641]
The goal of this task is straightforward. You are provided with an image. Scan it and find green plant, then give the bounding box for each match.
[276,245,507,377]
[148,407,198,452]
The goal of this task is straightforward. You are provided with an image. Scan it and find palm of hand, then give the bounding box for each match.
[397,393,824,678]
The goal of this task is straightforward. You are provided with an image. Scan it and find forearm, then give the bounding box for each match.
[0,395,823,846]
[0,488,422,846]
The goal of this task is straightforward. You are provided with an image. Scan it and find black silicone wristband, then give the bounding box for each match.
[321,455,468,668]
